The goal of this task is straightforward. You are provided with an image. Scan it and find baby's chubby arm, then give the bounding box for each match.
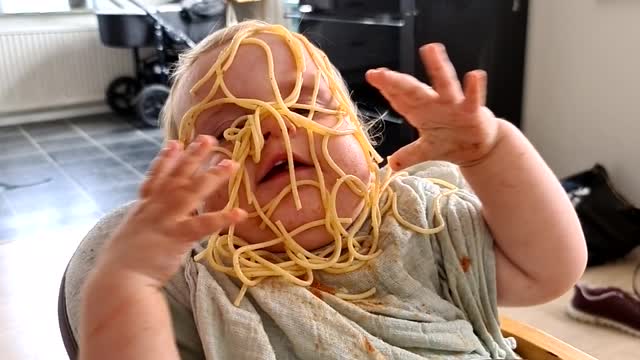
[79,136,246,360]
[366,44,587,306]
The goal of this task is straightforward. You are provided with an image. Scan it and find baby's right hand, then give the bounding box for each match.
[95,135,246,288]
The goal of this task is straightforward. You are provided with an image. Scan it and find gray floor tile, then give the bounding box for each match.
[71,114,136,135]
[0,164,60,186]
[132,162,152,175]
[0,153,51,171]
[88,182,140,213]
[0,134,39,158]
[48,145,109,164]
[103,138,160,155]
[6,188,97,215]
[60,156,121,172]
[0,205,102,242]
[62,157,142,191]
[36,135,93,152]
[0,195,13,216]
[0,125,22,139]
[115,147,161,168]
[2,169,84,213]
[21,120,78,140]
[3,167,78,194]
[138,126,165,141]
[92,128,147,145]
[150,134,165,144]
[0,223,18,243]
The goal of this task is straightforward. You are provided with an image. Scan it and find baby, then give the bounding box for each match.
[76,20,587,359]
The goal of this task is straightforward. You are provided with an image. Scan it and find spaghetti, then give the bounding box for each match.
[177,24,457,306]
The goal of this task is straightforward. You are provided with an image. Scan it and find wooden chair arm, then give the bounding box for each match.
[499,315,598,360]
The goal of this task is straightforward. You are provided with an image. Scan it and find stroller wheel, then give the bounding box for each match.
[106,76,140,116]
[136,84,170,128]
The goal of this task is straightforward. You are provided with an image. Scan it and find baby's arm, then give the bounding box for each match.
[458,120,587,306]
[79,136,246,360]
[366,44,587,306]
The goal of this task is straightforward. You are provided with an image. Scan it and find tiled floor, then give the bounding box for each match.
[0,114,163,359]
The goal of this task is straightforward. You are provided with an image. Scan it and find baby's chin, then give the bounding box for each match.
[233,186,334,252]
[237,222,335,253]
[233,185,361,253]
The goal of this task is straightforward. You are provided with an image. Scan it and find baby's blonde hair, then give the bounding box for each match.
[161,20,376,143]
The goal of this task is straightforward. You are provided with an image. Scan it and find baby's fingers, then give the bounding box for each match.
[365,68,437,114]
[192,159,238,198]
[171,135,217,178]
[462,70,488,112]
[388,140,432,171]
[420,43,464,104]
[139,140,181,198]
[177,208,247,241]
[168,159,237,215]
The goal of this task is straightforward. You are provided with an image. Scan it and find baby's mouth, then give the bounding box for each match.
[259,160,310,184]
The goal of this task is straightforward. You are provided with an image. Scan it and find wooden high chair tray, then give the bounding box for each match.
[500,315,598,360]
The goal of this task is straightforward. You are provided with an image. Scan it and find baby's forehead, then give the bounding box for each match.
[173,33,324,124]
[190,33,318,98]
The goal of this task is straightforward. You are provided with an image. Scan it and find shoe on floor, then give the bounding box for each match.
[566,283,640,337]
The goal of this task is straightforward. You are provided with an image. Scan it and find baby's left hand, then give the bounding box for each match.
[366,43,501,170]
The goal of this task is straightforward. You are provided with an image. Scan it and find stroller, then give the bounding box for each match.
[96,0,225,127]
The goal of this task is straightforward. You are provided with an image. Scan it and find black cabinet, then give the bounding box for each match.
[298,19,400,76]
[414,0,528,129]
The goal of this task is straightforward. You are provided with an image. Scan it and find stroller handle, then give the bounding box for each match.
[128,0,197,48]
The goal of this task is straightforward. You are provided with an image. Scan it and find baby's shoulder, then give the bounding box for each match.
[385,161,480,219]
[63,201,138,335]
[89,201,137,235]
[388,161,469,193]
[68,201,137,271]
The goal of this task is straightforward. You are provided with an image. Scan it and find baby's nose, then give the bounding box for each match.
[259,112,297,141]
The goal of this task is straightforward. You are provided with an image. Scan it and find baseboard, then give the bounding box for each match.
[0,102,111,127]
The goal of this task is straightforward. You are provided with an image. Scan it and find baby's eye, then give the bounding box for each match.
[216,116,249,137]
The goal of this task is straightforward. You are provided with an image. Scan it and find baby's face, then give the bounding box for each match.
[174,33,370,251]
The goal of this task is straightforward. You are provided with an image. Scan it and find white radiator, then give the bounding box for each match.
[0,22,133,114]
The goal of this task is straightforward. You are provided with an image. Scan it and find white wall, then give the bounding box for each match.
[0,12,133,125]
[522,0,640,205]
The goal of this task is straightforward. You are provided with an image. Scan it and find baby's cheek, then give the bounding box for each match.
[329,134,370,182]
